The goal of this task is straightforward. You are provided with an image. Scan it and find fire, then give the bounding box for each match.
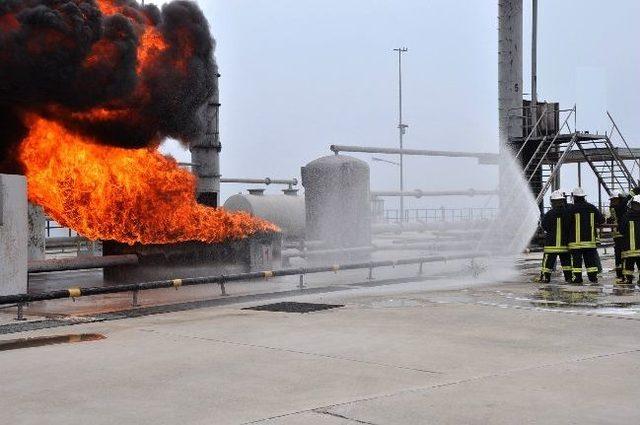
[137,27,168,72]
[96,0,122,16]
[19,116,278,245]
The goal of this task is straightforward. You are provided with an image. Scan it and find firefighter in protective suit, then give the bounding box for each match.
[607,191,627,282]
[539,190,572,283]
[567,187,604,284]
[619,195,640,288]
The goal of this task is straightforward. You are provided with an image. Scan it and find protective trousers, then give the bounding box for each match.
[570,248,600,283]
[623,257,640,284]
[540,252,572,283]
[614,237,624,279]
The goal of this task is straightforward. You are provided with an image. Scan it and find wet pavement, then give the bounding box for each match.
[2,250,640,424]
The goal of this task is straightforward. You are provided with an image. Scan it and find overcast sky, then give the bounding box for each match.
[160,0,640,210]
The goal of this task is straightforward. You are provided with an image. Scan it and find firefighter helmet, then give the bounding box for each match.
[550,190,565,201]
[572,187,586,197]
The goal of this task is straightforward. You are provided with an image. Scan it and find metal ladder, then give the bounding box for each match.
[511,106,577,203]
[574,136,635,196]
[534,133,578,203]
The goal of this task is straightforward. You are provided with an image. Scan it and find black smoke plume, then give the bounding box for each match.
[0,0,216,173]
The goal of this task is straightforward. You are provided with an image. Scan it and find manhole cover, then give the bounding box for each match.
[244,302,344,313]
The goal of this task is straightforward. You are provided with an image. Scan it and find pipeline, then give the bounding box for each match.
[28,254,139,274]
[1,252,482,306]
[371,189,498,198]
[220,177,298,186]
[330,145,498,165]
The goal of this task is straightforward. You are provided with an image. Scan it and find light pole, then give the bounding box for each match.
[393,47,408,221]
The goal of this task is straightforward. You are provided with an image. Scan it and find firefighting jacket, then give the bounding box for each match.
[619,210,640,258]
[609,202,628,239]
[540,207,570,253]
[567,201,604,249]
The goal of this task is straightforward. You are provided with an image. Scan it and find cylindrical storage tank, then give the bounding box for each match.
[223,192,305,239]
[301,155,371,261]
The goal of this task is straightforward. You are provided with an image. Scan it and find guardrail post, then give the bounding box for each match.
[368,264,374,280]
[131,289,139,308]
[219,277,228,296]
[418,262,424,276]
[298,274,305,289]
[15,303,26,321]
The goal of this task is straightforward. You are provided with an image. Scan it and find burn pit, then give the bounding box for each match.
[0,0,280,266]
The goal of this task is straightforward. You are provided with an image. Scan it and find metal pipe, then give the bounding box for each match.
[330,145,498,164]
[498,0,524,207]
[531,0,538,137]
[190,72,222,207]
[219,177,298,186]
[371,189,498,198]
[2,253,483,305]
[28,254,138,274]
[372,222,480,234]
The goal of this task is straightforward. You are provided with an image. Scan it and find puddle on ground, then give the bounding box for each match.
[368,299,423,308]
[529,284,640,313]
[0,333,105,351]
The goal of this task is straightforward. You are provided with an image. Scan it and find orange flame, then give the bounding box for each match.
[96,0,122,16]
[19,116,278,245]
[137,27,167,73]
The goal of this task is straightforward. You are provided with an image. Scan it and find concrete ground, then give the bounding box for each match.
[2,255,640,424]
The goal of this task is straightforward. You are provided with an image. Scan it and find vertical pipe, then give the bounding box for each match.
[578,163,582,187]
[531,0,538,137]
[498,0,523,204]
[190,71,221,207]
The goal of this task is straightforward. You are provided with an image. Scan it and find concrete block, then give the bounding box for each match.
[0,174,28,296]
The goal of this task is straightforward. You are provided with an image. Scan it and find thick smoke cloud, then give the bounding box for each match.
[0,0,217,173]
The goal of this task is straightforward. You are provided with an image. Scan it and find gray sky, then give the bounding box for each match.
[160,0,640,210]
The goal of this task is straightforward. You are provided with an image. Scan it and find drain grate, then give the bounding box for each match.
[243,302,344,313]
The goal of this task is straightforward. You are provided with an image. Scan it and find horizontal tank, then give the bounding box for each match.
[223,190,305,239]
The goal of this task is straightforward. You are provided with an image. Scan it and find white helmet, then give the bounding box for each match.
[550,190,565,200]
[632,195,640,205]
[572,187,586,197]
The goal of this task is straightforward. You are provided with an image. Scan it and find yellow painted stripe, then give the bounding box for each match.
[590,213,595,243]
[556,217,562,247]
[575,213,581,244]
[262,270,274,278]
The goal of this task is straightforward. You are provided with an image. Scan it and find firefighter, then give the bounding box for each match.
[607,191,627,283]
[619,195,640,287]
[567,187,604,284]
[539,190,572,283]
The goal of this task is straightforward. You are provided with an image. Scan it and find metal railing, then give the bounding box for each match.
[2,252,484,319]
[45,219,76,238]
[381,208,497,224]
